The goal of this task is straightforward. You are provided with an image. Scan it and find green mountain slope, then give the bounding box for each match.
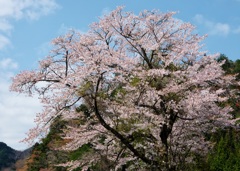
[0,142,17,170]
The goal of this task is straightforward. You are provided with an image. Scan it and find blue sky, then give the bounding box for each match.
[0,0,240,150]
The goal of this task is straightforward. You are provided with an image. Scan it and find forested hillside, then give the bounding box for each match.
[0,142,17,170]
[0,142,33,170]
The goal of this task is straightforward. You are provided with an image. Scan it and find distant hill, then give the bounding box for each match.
[0,142,17,170]
[0,142,32,170]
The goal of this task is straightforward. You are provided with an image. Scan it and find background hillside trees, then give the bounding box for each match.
[204,55,240,171]
[207,128,240,171]
[26,117,69,171]
[0,142,17,170]
[11,7,237,171]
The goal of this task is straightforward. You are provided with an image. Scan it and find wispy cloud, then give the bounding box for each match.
[0,0,60,20]
[0,19,12,33]
[0,34,10,49]
[193,14,230,36]
[0,58,18,70]
[0,0,60,50]
[0,0,57,148]
[0,0,59,148]
[101,7,111,17]
[233,26,240,34]
[0,58,41,150]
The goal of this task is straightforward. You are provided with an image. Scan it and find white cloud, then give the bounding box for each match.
[0,0,60,20]
[0,58,18,70]
[0,19,12,33]
[0,59,42,150]
[0,34,10,49]
[209,23,230,36]
[194,14,204,24]
[0,0,59,50]
[193,14,230,36]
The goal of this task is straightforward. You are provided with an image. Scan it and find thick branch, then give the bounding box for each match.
[177,115,195,121]
[140,47,153,69]
[65,50,69,77]
[160,109,177,149]
[37,79,60,83]
[137,103,161,115]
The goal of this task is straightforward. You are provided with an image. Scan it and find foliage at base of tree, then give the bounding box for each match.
[26,117,117,171]
[25,115,240,171]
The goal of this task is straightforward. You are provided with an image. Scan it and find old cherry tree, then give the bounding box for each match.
[11,7,236,171]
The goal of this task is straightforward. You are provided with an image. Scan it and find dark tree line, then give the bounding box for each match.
[206,54,240,171]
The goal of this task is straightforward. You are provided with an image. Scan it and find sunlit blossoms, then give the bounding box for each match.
[11,7,236,171]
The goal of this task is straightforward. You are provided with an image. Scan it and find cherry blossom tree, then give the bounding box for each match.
[11,7,236,171]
